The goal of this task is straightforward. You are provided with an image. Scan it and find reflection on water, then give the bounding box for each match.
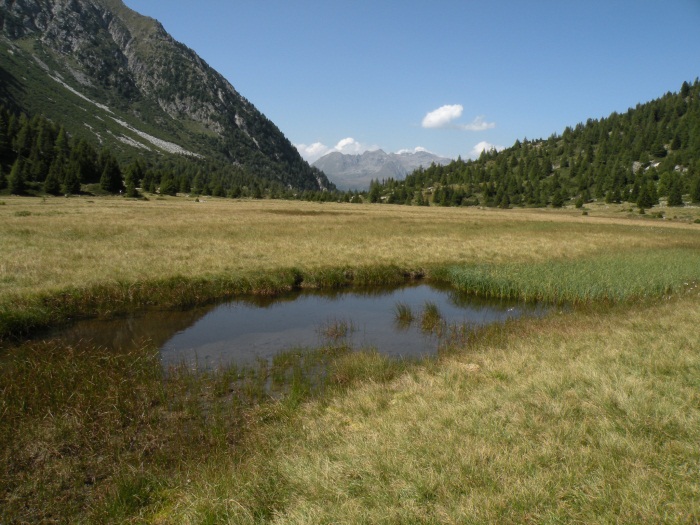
[48,283,547,369]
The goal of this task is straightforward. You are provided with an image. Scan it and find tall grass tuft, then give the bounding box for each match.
[394,302,414,328]
[420,301,444,333]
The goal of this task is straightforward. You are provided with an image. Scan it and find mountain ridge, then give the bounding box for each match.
[0,0,332,191]
[313,149,452,190]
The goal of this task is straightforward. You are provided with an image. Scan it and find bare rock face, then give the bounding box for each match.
[0,0,332,190]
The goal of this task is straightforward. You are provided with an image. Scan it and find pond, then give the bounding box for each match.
[49,282,548,369]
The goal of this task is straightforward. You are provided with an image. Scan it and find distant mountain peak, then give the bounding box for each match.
[312,149,452,190]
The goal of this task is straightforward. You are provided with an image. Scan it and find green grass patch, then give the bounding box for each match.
[420,300,444,333]
[394,301,414,327]
[438,247,700,304]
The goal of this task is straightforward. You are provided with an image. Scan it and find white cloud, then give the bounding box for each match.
[422,105,496,131]
[396,146,431,154]
[296,137,380,163]
[422,104,464,128]
[334,137,365,155]
[295,142,330,163]
[469,140,505,158]
[462,116,496,131]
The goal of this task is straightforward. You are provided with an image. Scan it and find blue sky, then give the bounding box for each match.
[122,1,700,163]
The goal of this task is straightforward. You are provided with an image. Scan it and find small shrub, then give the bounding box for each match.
[14,210,31,217]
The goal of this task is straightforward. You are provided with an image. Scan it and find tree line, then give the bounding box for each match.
[4,79,700,209]
[0,104,342,201]
[368,80,700,210]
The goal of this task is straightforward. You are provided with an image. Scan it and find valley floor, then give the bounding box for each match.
[0,196,698,523]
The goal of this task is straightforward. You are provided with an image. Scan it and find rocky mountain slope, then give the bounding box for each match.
[0,0,331,190]
[313,149,451,190]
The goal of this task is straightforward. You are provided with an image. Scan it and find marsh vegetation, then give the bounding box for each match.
[1,197,699,523]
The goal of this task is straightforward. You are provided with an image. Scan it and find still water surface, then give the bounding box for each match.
[51,283,547,369]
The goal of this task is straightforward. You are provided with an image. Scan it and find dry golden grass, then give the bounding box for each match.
[1,196,698,299]
[170,294,700,524]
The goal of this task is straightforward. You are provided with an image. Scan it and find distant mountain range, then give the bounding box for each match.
[0,0,332,191]
[313,149,452,190]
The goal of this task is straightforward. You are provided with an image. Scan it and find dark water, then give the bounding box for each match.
[49,283,547,369]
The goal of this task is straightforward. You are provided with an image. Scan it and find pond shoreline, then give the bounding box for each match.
[0,264,428,343]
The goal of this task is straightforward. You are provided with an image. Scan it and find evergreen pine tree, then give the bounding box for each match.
[13,116,32,157]
[551,188,565,208]
[680,81,691,98]
[647,180,659,206]
[53,126,69,160]
[124,162,142,198]
[157,172,177,196]
[72,139,99,183]
[611,186,622,204]
[61,162,82,195]
[667,174,684,206]
[43,159,62,195]
[498,192,510,208]
[690,173,700,203]
[368,181,381,203]
[0,166,5,190]
[212,183,225,197]
[657,172,671,196]
[8,158,25,194]
[99,151,123,193]
[670,134,682,151]
[0,113,9,162]
[636,183,653,209]
[179,174,190,194]
[192,170,204,194]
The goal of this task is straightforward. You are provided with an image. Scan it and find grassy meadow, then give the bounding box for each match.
[1,195,699,523]
[1,195,699,337]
